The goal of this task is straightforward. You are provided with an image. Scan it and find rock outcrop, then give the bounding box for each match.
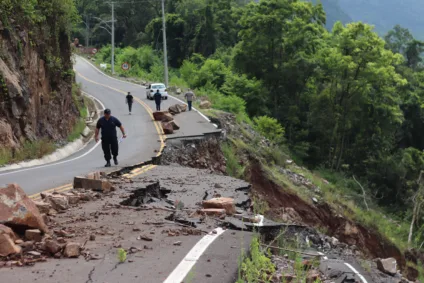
[0,8,79,151]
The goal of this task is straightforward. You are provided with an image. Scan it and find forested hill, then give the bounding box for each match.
[316,0,424,39]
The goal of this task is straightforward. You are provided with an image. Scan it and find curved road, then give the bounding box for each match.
[0,57,217,196]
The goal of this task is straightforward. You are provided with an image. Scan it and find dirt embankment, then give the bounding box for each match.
[163,113,414,275]
[0,13,79,150]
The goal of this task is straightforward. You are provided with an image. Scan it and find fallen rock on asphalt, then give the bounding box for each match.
[161,113,174,122]
[377,257,397,275]
[0,184,48,233]
[63,193,80,205]
[168,104,187,115]
[43,193,69,211]
[203,197,236,215]
[63,242,80,258]
[0,224,21,256]
[73,177,114,193]
[162,122,174,134]
[169,121,180,130]
[44,239,62,255]
[25,229,42,242]
[153,111,170,121]
[86,172,101,180]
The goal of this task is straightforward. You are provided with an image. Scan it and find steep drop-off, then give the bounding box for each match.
[0,3,79,151]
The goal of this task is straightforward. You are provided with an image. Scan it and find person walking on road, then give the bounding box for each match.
[184,88,196,111]
[95,109,126,167]
[126,92,134,115]
[154,89,162,111]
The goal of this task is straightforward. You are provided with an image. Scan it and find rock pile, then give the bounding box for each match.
[153,105,185,135]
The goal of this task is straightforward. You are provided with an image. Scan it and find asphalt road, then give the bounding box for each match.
[0,57,218,196]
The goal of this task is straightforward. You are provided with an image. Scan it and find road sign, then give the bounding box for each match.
[92,48,98,54]
[121,62,130,71]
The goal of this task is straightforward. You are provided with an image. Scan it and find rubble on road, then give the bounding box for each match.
[168,104,187,115]
[203,197,236,215]
[73,177,114,193]
[0,224,21,256]
[153,111,170,121]
[162,121,174,134]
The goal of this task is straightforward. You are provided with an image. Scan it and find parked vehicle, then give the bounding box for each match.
[146,83,168,100]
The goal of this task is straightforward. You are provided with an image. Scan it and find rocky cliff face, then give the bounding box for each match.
[0,9,79,150]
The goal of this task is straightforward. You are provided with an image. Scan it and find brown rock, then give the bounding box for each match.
[202,197,236,215]
[162,122,174,135]
[161,113,174,122]
[89,234,96,241]
[73,177,114,193]
[20,241,34,251]
[0,224,21,256]
[168,121,180,130]
[198,208,226,216]
[15,239,23,244]
[153,111,170,121]
[0,184,48,233]
[44,239,61,255]
[63,242,80,258]
[25,229,42,242]
[168,105,181,115]
[34,200,52,214]
[43,193,69,211]
[177,104,187,112]
[41,213,50,224]
[199,101,211,109]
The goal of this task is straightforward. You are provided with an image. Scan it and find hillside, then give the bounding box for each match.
[0,1,81,163]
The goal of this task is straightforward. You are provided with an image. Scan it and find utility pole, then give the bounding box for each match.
[111,2,115,74]
[161,0,169,87]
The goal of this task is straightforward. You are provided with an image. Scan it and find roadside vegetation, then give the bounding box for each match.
[78,0,424,262]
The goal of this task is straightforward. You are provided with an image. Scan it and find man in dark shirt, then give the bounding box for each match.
[154,89,162,111]
[126,92,134,115]
[95,109,127,167]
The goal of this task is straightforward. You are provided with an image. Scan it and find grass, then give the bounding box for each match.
[67,119,86,142]
[0,139,56,166]
[117,248,127,263]
[221,142,246,179]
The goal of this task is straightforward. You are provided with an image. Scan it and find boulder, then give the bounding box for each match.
[176,88,182,94]
[377,258,397,275]
[162,113,174,122]
[168,121,180,130]
[0,184,48,233]
[43,194,69,211]
[168,105,181,115]
[73,177,114,193]
[25,229,42,242]
[177,104,187,112]
[0,225,21,256]
[44,239,62,255]
[162,122,174,135]
[203,197,236,215]
[199,101,211,109]
[153,111,170,121]
[64,242,80,258]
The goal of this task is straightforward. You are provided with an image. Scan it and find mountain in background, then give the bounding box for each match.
[316,0,424,39]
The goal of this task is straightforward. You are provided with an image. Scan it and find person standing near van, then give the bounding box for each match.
[154,89,162,111]
[126,92,134,115]
[184,89,196,111]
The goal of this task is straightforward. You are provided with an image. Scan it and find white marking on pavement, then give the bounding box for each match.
[344,262,369,283]
[0,92,105,176]
[78,56,218,127]
[317,252,328,260]
[163,228,226,283]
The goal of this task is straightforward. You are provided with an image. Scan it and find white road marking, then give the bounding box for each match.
[78,56,218,127]
[0,91,105,176]
[163,228,226,283]
[317,252,328,260]
[344,262,369,283]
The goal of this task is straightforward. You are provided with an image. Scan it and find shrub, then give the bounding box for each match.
[194,59,229,89]
[253,116,285,143]
[215,95,246,115]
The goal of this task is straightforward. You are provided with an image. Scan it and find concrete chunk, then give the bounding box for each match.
[198,208,226,216]
[377,258,397,275]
